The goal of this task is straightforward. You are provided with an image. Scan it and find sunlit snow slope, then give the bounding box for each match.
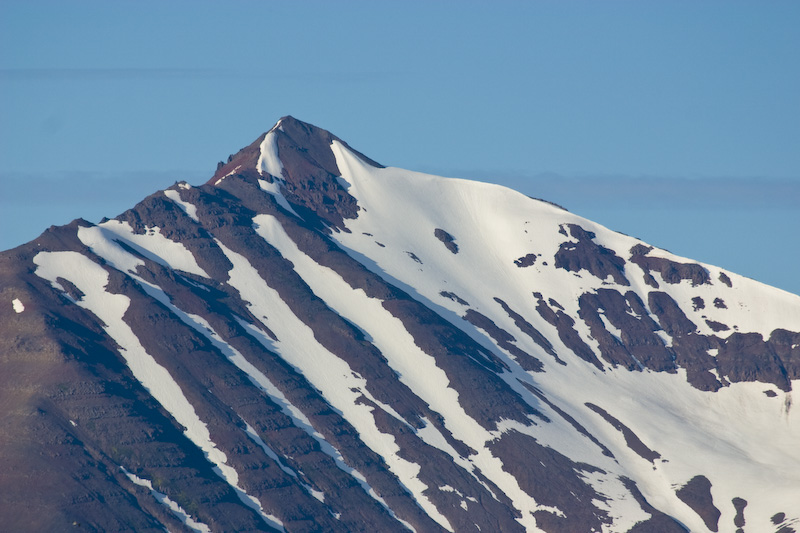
[2,116,799,533]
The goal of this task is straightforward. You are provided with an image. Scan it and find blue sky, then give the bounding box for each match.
[1,1,798,295]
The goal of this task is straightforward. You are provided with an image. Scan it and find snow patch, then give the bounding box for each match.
[655,329,672,349]
[78,220,208,277]
[258,178,300,217]
[121,467,210,533]
[243,421,325,502]
[11,298,24,313]
[258,130,284,179]
[164,189,199,222]
[214,164,241,185]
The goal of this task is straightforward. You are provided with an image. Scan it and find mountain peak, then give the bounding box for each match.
[208,117,384,232]
[210,116,381,185]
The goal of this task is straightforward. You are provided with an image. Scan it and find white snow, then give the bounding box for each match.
[78,220,208,277]
[243,421,325,502]
[12,298,24,313]
[164,188,200,222]
[258,178,300,217]
[253,125,302,216]
[121,467,210,533]
[214,164,242,185]
[257,128,285,179]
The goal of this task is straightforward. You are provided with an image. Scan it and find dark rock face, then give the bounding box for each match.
[439,290,469,306]
[646,291,723,391]
[774,522,797,533]
[629,244,711,288]
[731,497,747,528]
[463,308,544,373]
[555,224,628,285]
[489,430,610,533]
[0,249,281,532]
[716,332,792,391]
[705,319,730,332]
[585,403,661,463]
[268,124,359,233]
[367,405,523,533]
[646,290,800,392]
[514,253,537,267]
[208,115,382,234]
[578,289,676,372]
[770,329,800,380]
[534,292,604,369]
[494,297,562,364]
[381,298,540,430]
[675,475,720,532]
[210,132,266,184]
[434,228,459,254]
[406,251,423,264]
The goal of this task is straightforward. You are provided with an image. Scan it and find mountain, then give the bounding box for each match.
[1,116,799,533]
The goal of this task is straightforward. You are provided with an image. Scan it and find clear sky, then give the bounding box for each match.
[1,1,798,295]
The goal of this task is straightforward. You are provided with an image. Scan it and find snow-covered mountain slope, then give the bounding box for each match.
[1,116,798,533]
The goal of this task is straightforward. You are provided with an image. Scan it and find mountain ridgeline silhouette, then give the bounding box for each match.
[1,117,799,532]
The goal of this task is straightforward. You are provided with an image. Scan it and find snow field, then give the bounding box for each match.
[329,142,673,530]
[328,140,800,531]
[330,140,610,372]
